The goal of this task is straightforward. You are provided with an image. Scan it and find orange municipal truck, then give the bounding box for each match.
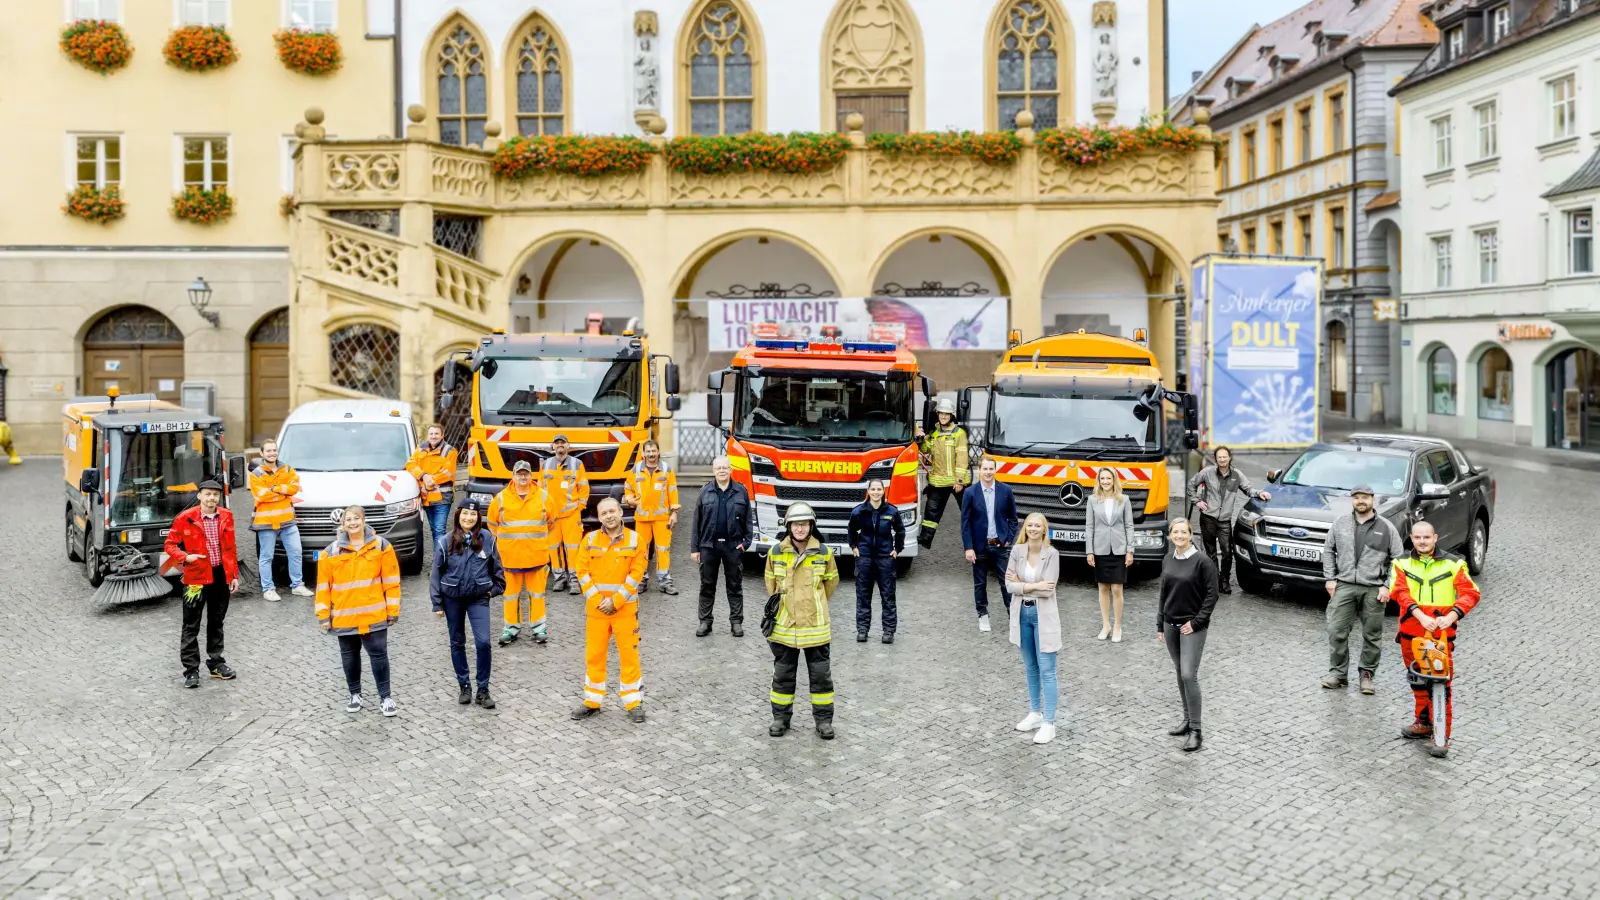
[960,330,1198,564]
[439,331,681,525]
[706,334,931,574]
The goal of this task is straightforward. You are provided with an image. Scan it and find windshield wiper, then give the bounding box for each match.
[494,410,561,427]
[583,411,628,426]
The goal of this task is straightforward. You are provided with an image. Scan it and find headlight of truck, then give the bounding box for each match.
[900,507,918,525]
[386,497,421,517]
[1131,529,1164,549]
[749,453,771,466]
[1238,509,1264,528]
[121,529,143,544]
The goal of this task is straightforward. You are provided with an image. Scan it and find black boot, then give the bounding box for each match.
[731,621,744,638]
[856,629,869,642]
[696,621,712,637]
[769,707,792,737]
[882,632,894,645]
[1182,729,1203,752]
[816,717,835,740]
[458,685,473,705]
[1167,720,1191,736]
[475,687,496,709]
[1219,580,1233,595]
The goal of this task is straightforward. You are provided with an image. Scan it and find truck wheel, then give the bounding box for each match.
[86,545,105,588]
[66,507,83,562]
[1235,560,1268,596]
[743,552,765,577]
[1467,517,1489,575]
[895,557,913,578]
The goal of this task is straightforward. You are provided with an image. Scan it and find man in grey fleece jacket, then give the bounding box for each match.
[1188,446,1271,594]
[1320,484,1404,694]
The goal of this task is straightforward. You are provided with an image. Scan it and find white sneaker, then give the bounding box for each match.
[290,585,314,597]
[345,693,362,713]
[381,697,397,717]
[1033,723,1057,744]
[1015,711,1044,732]
[978,615,992,633]
[262,589,282,603]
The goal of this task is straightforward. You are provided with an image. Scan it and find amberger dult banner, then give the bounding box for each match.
[1200,257,1323,449]
[708,297,1010,351]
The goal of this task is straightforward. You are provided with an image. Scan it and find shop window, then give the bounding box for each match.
[1549,348,1599,450]
[1477,346,1513,422]
[1428,346,1457,415]
[1327,320,1348,413]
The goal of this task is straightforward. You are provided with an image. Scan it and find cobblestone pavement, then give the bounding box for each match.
[2,455,1598,899]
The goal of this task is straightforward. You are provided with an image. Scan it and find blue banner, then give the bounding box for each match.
[1206,259,1322,448]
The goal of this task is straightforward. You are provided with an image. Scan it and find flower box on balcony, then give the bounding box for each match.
[60,20,134,75]
[163,25,239,73]
[492,135,656,180]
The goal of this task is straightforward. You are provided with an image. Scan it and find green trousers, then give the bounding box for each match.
[1327,582,1385,677]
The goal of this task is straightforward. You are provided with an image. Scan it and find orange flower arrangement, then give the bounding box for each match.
[663,133,852,176]
[63,185,126,224]
[60,20,134,74]
[163,25,239,72]
[172,187,234,224]
[867,131,1024,166]
[274,29,341,75]
[1039,122,1204,168]
[279,194,298,217]
[492,135,656,179]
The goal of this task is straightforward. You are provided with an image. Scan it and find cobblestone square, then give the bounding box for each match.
[2,452,1598,899]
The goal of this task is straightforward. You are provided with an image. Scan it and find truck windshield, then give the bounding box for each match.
[479,357,644,424]
[1280,449,1411,495]
[734,370,914,445]
[988,383,1159,457]
[278,422,412,472]
[107,429,219,527]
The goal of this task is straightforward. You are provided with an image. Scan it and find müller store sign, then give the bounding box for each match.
[1496,322,1555,342]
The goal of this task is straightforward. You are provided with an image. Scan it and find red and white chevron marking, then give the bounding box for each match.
[374,473,398,503]
[486,428,511,442]
[609,430,628,443]
[998,462,1152,483]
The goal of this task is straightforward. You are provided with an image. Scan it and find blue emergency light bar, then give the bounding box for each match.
[755,339,809,351]
[842,341,897,353]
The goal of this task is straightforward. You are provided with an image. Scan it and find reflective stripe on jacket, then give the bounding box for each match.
[248,462,300,531]
[406,443,458,505]
[574,527,647,615]
[541,456,590,520]
[764,537,838,648]
[430,529,506,610]
[1389,551,1480,639]
[920,426,970,488]
[625,462,679,522]
[316,526,401,635]
[487,484,549,569]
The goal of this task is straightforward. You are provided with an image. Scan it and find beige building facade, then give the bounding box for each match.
[0,0,395,454]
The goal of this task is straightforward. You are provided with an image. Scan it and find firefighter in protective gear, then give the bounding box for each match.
[406,424,458,547]
[916,398,970,549]
[623,439,680,595]
[570,497,649,723]
[488,460,550,646]
[542,435,589,595]
[764,502,840,740]
[1388,520,1481,757]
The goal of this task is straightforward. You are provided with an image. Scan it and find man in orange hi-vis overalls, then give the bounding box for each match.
[541,435,589,595]
[571,497,648,724]
[489,460,550,647]
[623,439,681,596]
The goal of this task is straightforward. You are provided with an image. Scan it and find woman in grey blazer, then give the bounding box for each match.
[1083,468,1134,642]
[1005,514,1062,745]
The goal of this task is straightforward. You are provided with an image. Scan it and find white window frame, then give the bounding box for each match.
[1431,115,1453,171]
[1475,228,1499,285]
[1473,100,1498,160]
[280,135,301,193]
[1490,6,1510,42]
[1549,74,1577,140]
[1569,208,1594,275]
[283,0,336,32]
[1432,234,1454,288]
[66,0,120,22]
[1447,27,1465,59]
[174,0,229,27]
[66,133,123,190]
[173,134,231,191]
[1331,208,1347,269]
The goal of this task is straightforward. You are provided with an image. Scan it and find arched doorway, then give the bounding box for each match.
[1040,228,1187,383]
[82,306,184,402]
[1326,320,1349,414]
[249,308,290,445]
[868,229,1013,389]
[1547,346,1599,450]
[508,236,644,336]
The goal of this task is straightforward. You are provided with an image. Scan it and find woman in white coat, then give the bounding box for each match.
[1005,513,1062,744]
[1083,468,1135,642]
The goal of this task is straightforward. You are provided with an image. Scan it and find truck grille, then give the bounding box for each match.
[1010,483,1151,525]
[773,483,869,505]
[295,505,402,550]
[750,457,896,482]
[1258,519,1330,544]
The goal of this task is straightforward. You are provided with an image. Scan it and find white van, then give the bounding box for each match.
[274,400,427,575]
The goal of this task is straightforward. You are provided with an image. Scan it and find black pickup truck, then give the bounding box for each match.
[1231,434,1495,595]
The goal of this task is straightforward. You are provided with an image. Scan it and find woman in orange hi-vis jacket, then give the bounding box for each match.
[623,439,680,595]
[489,460,550,646]
[406,424,458,550]
[317,505,403,717]
[570,497,648,724]
[541,435,589,595]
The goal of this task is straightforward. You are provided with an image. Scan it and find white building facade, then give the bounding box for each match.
[1395,0,1600,450]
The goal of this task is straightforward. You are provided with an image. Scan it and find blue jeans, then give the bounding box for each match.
[1018,604,1059,724]
[256,525,304,590]
[442,596,492,688]
[425,502,451,545]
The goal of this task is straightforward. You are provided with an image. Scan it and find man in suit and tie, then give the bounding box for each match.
[960,457,1019,633]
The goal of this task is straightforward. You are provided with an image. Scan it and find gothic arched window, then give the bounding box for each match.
[510,15,567,137]
[680,1,763,136]
[990,0,1072,130]
[433,22,489,147]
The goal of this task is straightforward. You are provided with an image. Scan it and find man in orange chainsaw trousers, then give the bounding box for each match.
[570,497,648,724]
[1388,520,1481,757]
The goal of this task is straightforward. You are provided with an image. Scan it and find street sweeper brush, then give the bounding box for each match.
[91,545,174,609]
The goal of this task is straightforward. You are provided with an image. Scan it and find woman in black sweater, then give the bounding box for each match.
[1157,517,1220,751]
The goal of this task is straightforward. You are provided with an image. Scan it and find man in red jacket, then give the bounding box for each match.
[163,480,240,688]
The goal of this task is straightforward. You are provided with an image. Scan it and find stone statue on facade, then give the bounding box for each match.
[1091,1,1118,123]
[633,11,661,130]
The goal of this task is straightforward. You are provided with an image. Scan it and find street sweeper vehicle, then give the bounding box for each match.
[63,389,245,606]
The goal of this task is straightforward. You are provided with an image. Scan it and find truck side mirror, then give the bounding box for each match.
[707,393,722,429]
[227,454,247,491]
[922,398,937,432]
[436,393,455,416]
[440,362,458,394]
[1182,395,1200,431]
[957,387,972,424]
[666,395,682,412]
[1184,433,1199,450]
[78,469,101,493]
[707,370,723,392]
[664,362,681,396]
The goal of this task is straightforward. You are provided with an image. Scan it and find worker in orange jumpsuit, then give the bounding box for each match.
[406,424,458,549]
[541,434,589,595]
[488,459,550,646]
[570,497,648,724]
[1388,519,1481,758]
[623,439,680,595]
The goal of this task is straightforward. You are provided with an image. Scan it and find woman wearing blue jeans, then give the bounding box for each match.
[431,501,505,709]
[1005,513,1062,744]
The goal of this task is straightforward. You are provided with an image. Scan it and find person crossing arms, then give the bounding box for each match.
[764,502,840,739]
[542,435,590,595]
[248,438,310,602]
[623,439,681,596]
[406,424,458,549]
[1320,484,1404,694]
[316,506,402,717]
[570,497,649,723]
[488,460,550,647]
[916,399,970,549]
[1389,520,1481,758]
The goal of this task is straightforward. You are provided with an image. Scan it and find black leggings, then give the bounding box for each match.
[338,630,391,699]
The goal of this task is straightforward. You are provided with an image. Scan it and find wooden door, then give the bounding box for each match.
[82,306,185,401]
[250,344,290,445]
[84,348,141,398]
[143,349,185,403]
[836,92,909,134]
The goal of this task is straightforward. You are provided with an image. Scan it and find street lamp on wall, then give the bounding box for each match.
[188,277,219,328]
